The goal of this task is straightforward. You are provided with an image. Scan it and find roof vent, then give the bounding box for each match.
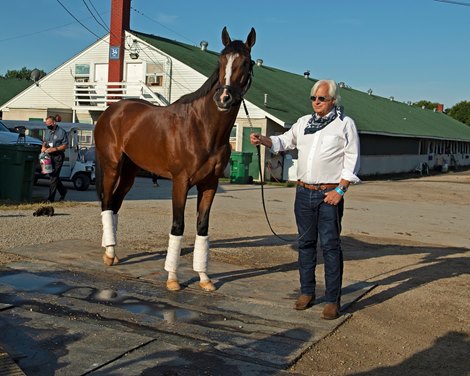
[199,41,208,51]
[367,88,373,96]
[31,69,41,86]
[264,93,268,106]
[304,70,310,78]
[256,59,263,67]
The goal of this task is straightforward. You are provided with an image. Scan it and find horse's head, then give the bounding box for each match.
[213,27,256,112]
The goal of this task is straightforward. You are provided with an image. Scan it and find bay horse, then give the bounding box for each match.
[94,27,256,292]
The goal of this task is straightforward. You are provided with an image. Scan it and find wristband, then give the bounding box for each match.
[335,187,345,196]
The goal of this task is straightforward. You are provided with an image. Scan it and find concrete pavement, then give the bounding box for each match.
[0,238,372,375]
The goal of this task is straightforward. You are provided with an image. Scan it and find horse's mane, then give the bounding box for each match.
[176,67,219,104]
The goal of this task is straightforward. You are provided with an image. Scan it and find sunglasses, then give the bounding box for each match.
[310,96,332,102]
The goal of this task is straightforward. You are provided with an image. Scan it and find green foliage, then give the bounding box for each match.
[1,67,46,80]
[446,101,470,126]
[412,100,440,111]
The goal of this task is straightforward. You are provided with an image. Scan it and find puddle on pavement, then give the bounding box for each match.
[0,271,199,323]
[0,272,70,295]
[91,289,199,322]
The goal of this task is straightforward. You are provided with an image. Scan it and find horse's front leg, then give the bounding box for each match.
[164,178,189,291]
[101,155,139,266]
[193,177,219,292]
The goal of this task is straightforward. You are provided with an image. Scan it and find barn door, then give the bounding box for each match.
[242,126,261,181]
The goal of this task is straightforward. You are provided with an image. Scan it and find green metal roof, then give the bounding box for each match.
[133,30,470,142]
[0,78,32,107]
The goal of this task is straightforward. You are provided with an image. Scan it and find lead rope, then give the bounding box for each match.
[242,99,294,242]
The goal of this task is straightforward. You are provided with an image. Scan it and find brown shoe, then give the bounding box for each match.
[321,303,340,320]
[294,294,315,310]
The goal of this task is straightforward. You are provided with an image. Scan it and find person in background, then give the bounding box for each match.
[250,79,360,320]
[41,115,68,202]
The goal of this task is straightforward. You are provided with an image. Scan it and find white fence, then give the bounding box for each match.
[73,82,169,110]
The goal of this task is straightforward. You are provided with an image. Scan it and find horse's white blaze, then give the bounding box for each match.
[224,53,238,86]
[220,53,239,100]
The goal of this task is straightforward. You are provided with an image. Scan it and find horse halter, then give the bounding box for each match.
[213,59,254,110]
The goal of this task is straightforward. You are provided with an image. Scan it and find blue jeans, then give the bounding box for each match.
[294,186,344,304]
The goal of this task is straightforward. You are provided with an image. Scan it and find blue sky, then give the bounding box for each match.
[1,0,469,109]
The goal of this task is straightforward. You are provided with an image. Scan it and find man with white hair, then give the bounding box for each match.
[250,79,360,320]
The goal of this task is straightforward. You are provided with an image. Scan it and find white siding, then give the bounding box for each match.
[2,37,111,112]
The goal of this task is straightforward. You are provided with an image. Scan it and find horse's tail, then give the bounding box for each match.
[95,151,104,205]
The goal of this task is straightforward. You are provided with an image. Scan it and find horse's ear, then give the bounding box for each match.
[245,27,256,50]
[221,27,231,47]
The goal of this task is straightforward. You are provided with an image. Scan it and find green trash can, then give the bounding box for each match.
[0,144,41,202]
[230,151,253,184]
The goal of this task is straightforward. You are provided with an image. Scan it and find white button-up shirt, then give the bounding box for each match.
[270,111,361,184]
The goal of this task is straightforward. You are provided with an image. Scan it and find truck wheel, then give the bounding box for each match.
[73,173,90,191]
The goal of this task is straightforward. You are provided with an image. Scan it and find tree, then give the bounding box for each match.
[446,101,470,126]
[413,100,441,111]
[1,67,46,80]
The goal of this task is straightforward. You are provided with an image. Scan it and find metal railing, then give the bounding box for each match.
[73,81,169,110]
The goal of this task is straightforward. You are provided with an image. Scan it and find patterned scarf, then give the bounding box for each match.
[304,106,344,135]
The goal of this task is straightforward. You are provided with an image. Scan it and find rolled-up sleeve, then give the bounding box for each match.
[269,119,302,154]
[341,119,361,183]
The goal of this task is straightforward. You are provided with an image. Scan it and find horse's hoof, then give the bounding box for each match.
[166,280,181,291]
[199,280,216,292]
[103,254,120,266]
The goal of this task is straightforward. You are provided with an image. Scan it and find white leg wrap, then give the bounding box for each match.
[193,235,209,273]
[164,234,183,273]
[101,210,116,247]
[104,213,119,258]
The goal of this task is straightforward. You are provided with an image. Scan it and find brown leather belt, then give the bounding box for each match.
[297,180,337,191]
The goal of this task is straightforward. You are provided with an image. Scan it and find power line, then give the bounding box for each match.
[55,0,106,41]
[0,21,83,43]
[87,0,110,30]
[82,0,109,32]
[130,6,197,46]
[433,0,470,6]
[51,2,211,99]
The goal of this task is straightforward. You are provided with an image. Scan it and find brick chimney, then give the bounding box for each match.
[436,103,444,113]
[108,0,131,83]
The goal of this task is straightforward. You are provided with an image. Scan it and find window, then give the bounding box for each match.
[75,64,90,83]
[145,63,163,86]
[75,64,90,76]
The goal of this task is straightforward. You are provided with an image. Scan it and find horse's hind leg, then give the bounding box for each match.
[193,177,218,292]
[101,154,140,266]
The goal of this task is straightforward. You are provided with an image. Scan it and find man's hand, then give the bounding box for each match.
[250,133,272,148]
[323,189,343,206]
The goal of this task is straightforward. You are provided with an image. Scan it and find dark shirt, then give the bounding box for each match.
[43,125,68,153]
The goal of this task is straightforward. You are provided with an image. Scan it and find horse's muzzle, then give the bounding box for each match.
[213,86,240,111]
